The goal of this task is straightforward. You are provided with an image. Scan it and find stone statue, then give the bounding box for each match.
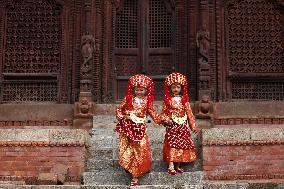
[197,23,211,91]
[195,95,213,119]
[74,97,94,118]
[196,23,210,64]
[81,35,94,80]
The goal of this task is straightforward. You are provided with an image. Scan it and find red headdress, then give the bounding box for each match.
[125,74,154,109]
[164,72,189,105]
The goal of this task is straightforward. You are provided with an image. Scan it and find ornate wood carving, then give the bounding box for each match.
[220,0,284,101]
[80,35,94,92]
[0,0,84,103]
[227,0,283,74]
[196,1,212,100]
[93,0,103,103]
[4,0,61,74]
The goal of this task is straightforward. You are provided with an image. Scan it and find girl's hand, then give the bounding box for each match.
[124,115,130,120]
[164,118,173,125]
[192,128,200,134]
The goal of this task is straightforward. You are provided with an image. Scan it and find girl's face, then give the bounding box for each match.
[170,83,182,96]
[134,86,146,98]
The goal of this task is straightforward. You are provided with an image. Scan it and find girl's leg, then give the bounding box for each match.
[131,177,138,186]
[168,162,177,175]
[175,162,184,173]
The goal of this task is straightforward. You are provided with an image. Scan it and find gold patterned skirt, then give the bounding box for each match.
[163,137,197,163]
[118,133,151,178]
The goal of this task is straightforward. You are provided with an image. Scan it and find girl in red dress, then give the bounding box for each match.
[160,72,198,175]
[115,74,160,186]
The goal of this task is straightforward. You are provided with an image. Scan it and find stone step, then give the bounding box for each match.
[89,128,200,150]
[88,146,201,161]
[0,182,284,189]
[92,115,160,129]
[81,185,203,189]
[83,171,203,185]
[86,159,202,172]
[88,143,201,162]
[0,184,203,189]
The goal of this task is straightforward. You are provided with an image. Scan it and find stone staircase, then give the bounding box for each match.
[82,115,204,188]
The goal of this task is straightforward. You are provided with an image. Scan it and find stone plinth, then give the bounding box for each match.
[202,128,284,180]
[213,101,284,126]
[0,129,90,184]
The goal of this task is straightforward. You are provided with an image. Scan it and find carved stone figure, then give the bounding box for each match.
[196,23,210,64]
[74,97,94,118]
[81,35,94,80]
[195,95,213,119]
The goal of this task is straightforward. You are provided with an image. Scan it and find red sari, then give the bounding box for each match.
[160,97,197,163]
[116,97,159,178]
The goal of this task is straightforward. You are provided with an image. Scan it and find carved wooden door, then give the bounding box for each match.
[114,0,175,100]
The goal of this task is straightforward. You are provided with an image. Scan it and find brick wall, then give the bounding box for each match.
[0,129,89,184]
[202,128,284,180]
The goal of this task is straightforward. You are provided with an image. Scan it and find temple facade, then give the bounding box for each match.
[0,0,283,187]
[0,0,283,104]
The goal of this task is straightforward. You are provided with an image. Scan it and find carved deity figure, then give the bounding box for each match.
[75,97,94,118]
[195,95,213,119]
[81,35,94,80]
[196,23,210,64]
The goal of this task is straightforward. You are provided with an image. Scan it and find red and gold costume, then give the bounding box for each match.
[115,74,160,178]
[161,72,197,163]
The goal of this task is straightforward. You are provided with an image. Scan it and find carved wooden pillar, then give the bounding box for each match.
[73,34,95,130]
[196,0,211,100]
[0,5,5,101]
[73,0,96,130]
[193,0,214,123]
[93,0,103,103]
[101,0,114,103]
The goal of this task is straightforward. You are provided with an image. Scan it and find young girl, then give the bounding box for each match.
[115,74,160,186]
[160,72,198,175]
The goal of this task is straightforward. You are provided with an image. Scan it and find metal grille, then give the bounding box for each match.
[115,0,138,48]
[2,81,58,102]
[227,0,283,73]
[232,81,284,101]
[4,0,61,73]
[149,0,172,48]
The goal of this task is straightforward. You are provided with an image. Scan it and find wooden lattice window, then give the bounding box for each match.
[227,0,283,73]
[2,0,62,102]
[232,81,284,100]
[2,80,58,102]
[149,0,172,48]
[4,0,61,74]
[115,0,138,48]
[226,0,284,100]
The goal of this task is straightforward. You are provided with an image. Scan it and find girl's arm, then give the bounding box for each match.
[159,102,171,124]
[116,98,127,121]
[147,106,161,124]
[185,102,197,132]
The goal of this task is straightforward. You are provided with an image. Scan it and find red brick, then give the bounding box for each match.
[0,146,87,183]
[203,143,284,180]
